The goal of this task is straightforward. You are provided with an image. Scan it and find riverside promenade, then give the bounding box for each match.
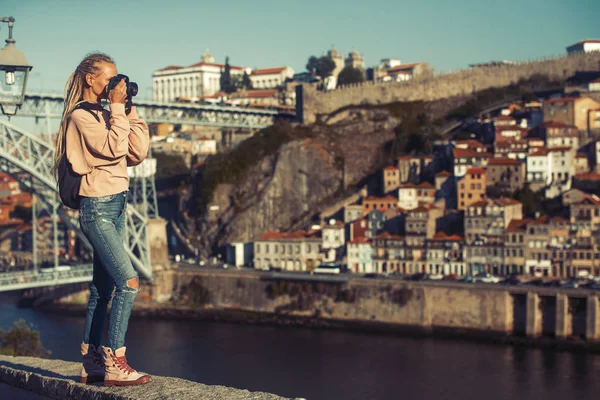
[0,355,300,400]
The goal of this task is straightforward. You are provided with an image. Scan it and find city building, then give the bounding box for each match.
[575,153,590,174]
[369,61,434,83]
[382,165,400,193]
[345,50,365,70]
[452,148,491,177]
[566,39,600,54]
[487,158,525,194]
[347,237,374,273]
[426,233,466,276]
[457,167,487,210]
[494,139,528,161]
[397,182,436,210]
[543,96,600,133]
[362,196,398,215]
[397,155,433,183]
[152,50,247,102]
[464,198,523,274]
[250,67,294,89]
[253,230,322,271]
[372,232,406,274]
[344,203,363,223]
[536,121,579,150]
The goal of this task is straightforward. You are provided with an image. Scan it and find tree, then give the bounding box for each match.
[241,71,252,90]
[337,66,365,86]
[219,57,237,94]
[0,319,51,358]
[513,184,541,216]
[306,55,336,81]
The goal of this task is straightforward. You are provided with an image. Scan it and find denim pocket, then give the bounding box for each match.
[94,194,116,203]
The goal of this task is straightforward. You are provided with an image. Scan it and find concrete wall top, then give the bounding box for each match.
[0,355,299,400]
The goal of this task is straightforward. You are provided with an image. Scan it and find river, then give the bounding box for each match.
[1,293,600,400]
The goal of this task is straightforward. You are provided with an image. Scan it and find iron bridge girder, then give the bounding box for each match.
[21,93,295,129]
[0,119,153,280]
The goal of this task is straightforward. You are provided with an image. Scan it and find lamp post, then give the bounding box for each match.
[0,16,32,117]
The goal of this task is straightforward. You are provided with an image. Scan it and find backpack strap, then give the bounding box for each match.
[73,101,105,122]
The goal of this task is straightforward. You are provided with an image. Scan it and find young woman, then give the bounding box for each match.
[53,53,151,386]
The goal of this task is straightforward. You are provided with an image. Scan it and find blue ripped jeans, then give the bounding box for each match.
[79,191,139,351]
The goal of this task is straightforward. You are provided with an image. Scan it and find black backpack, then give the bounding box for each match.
[58,102,104,209]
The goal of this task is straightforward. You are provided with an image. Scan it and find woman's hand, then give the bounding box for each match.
[108,79,127,104]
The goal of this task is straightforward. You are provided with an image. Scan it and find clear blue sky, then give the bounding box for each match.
[2,0,599,100]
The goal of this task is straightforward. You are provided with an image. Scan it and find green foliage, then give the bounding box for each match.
[154,151,189,179]
[337,66,365,86]
[192,122,316,216]
[0,320,51,358]
[306,55,336,80]
[219,57,237,94]
[513,184,543,216]
[241,71,252,90]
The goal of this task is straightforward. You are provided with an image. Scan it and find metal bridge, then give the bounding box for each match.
[21,93,294,130]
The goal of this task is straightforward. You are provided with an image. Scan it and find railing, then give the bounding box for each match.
[0,264,93,292]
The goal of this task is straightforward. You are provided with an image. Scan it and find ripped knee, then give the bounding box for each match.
[125,277,139,292]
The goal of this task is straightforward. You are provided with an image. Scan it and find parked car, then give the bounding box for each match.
[311,264,342,275]
[405,273,428,281]
[474,273,500,284]
[428,273,444,281]
[561,280,579,289]
[459,276,477,283]
[442,274,460,281]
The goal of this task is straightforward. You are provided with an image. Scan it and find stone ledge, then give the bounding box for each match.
[0,356,298,400]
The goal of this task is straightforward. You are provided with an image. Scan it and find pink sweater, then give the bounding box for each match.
[65,103,149,197]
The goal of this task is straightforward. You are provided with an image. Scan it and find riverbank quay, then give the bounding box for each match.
[28,268,600,352]
[0,355,296,400]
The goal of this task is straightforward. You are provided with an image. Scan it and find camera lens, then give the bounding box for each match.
[129,82,138,98]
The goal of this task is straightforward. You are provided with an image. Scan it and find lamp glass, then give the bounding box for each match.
[0,68,27,106]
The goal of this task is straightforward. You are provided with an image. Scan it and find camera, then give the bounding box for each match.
[106,74,138,98]
[106,74,138,113]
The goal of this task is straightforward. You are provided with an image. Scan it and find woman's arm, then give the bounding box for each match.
[126,106,150,167]
[72,103,130,160]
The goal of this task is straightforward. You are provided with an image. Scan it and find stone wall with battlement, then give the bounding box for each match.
[296,52,600,124]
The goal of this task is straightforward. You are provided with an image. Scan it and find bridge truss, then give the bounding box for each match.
[20,93,293,130]
[0,118,153,281]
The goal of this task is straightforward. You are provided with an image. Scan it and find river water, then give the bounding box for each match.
[1,293,600,400]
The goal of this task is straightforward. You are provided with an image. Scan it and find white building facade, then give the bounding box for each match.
[152,50,247,102]
[250,67,294,89]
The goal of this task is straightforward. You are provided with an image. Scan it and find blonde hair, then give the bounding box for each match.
[53,52,115,178]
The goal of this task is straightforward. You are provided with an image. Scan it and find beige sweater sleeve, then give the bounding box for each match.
[125,106,150,166]
[71,103,130,161]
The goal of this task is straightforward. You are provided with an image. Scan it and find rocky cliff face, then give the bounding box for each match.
[191,107,402,254]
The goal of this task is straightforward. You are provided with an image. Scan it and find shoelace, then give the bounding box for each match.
[113,355,136,374]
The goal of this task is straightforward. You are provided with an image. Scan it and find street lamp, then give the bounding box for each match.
[0,16,32,117]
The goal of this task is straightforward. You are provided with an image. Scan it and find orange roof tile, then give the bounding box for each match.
[252,67,287,75]
[416,182,435,189]
[507,219,532,232]
[545,97,579,104]
[576,153,588,159]
[387,62,422,72]
[530,148,550,156]
[157,65,184,71]
[348,237,371,245]
[384,165,398,171]
[453,148,491,158]
[436,170,452,177]
[488,158,521,166]
[466,167,487,174]
[575,173,600,180]
[578,195,600,206]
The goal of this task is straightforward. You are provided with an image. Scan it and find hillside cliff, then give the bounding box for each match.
[185,75,565,255]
